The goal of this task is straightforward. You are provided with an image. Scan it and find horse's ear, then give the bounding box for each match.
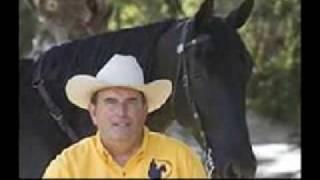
[226,0,254,29]
[194,0,214,31]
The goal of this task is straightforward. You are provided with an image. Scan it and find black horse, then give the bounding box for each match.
[19,0,256,178]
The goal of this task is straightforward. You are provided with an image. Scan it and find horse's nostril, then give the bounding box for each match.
[224,162,241,178]
[224,161,257,178]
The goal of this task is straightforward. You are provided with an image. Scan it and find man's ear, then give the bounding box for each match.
[88,103,98,125]
[143,103,148,124]
[144,102,148,112]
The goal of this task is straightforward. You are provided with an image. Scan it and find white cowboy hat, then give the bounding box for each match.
[65,54,172,113]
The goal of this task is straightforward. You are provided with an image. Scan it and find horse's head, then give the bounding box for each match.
[190,0,256,178]
[155,0,257,178]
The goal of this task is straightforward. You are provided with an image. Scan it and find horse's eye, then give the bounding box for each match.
[195,42,214,60]
[191,71,204,80]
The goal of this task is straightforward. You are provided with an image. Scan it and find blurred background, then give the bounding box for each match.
[19,0,301,178]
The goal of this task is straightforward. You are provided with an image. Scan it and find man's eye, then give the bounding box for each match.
[127,98,141,106]
[104,98,117,104]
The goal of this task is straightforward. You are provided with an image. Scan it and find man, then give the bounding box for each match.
[43,54,207,178]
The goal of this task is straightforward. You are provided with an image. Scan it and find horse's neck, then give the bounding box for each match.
[152,21,182,82]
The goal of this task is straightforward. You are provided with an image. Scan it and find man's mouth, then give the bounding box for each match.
[112,122,130,127]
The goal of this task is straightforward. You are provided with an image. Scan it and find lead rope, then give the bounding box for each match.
[32,54,79,143]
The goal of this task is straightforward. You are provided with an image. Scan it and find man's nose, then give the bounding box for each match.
[115,103,128,117]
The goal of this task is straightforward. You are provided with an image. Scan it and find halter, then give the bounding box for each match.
[171,19,214,177]
[32,55,79,143]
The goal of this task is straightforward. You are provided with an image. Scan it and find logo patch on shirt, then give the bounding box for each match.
[147,158,172,178]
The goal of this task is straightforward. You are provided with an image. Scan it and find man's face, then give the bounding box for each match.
[88,87,148,142]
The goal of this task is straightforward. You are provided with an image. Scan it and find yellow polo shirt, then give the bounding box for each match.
[43,126,208,178]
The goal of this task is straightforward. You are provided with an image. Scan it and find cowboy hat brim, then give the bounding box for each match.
[65,75,172,113]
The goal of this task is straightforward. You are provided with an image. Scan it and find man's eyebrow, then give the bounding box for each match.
[103,97,117,101]
[102,96,140,102]
[127,96,139,100]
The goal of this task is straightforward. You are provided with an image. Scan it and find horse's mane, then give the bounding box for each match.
[38,19,177,85]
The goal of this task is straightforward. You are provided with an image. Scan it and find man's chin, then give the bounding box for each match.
[111,132,132,141]
[112,135,136,143]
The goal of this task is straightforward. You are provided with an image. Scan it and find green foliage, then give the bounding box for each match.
[107,0,181,30]
[240,0,300,125]
[107,0,205,31]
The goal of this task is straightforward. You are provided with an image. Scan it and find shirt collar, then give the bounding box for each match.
[95,126,150,161]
